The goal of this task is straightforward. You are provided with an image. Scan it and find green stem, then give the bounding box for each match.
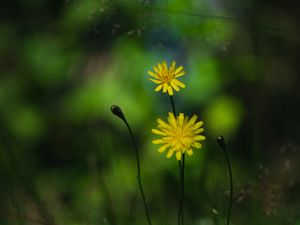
[124,120,152,225]
[169,95,176,115]
[111,105,152,225]
[216,136,233,225]
[169,96,185,225]
[180,154,185,225]
[177,161,182,225]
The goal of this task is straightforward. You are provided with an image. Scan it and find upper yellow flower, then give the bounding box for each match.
[152,112,206,161]
[147,61,186,96]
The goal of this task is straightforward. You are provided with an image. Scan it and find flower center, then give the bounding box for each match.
[173,128,187,149]
[161,69,172,83]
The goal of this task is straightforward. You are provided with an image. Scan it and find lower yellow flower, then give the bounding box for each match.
[152,112,206,161]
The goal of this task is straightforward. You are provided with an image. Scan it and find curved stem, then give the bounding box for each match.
[111,105,152,225]
[217,136,233,225]
[124,119,152,225]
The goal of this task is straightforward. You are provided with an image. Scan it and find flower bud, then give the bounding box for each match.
[216,135,226,150]
[111,105,125,121]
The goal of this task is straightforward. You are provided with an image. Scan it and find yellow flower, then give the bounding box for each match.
[152,112,206,161]
[147,61,186,96]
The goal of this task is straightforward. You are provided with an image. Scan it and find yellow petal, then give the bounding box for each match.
[158,144,169,153]
[170,82,180,91]
[158,128,172,136]
[148,78,162,84]
[153,66,159,74]
[166,150,174,158]
[170,61,176,73]
[175,66,183,74]
[162,137,173,141]
[178,113,184,126]
[194,128,204,134]
[174,70,185,78]
[151,129,166,136]
[158,63,162,71]
[168,112,176,119]
[152,139,166,144]
[147,70,158,78]
[183,116,189,125]
[186,149,194,155]
[173,143,181,151]
[168,113,177,128]
[157,118,170,129]
[155,84,163,91]
[192,142,202,148]
[187,115,198,127]
[193,121,203,129]
[176,151,182,161]
[163,84,168,93]
[194,135,206,141]
[167,86,174,96]
[172,79,186,88]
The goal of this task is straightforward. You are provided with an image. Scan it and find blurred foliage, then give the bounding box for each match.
[0,0,300,225]
[204,95,244,137]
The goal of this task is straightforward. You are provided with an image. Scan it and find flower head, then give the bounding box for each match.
[147,61,186,96]
[152,112,206,161]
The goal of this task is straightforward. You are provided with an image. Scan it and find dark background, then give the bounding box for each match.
[0,0,299,224]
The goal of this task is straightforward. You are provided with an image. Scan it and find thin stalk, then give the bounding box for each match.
[169,95,176,115]
[111,105,152,225]
[124,120,152,225]
[169,95,184,225]
[180,154,185,225]
[177,160,182,225]
[216,136,233,225]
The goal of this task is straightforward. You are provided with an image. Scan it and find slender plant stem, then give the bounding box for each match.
[169,95,185,225]
[111,105,152,225]
[169,95,176,115]
[217,136,233,225]
[180,154,185,225]
[124,119,152,225]
[177,160,182,225]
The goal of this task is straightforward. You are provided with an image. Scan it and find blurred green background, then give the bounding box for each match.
[0,0,299,224]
